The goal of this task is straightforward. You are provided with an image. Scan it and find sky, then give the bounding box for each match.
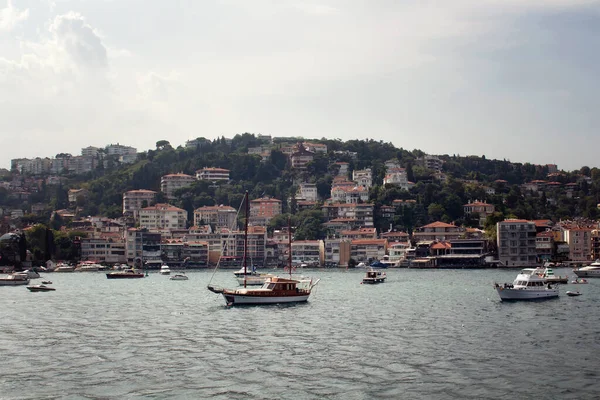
[1,0,599,171]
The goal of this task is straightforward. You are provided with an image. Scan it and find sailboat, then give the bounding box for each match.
[207,192,320,306]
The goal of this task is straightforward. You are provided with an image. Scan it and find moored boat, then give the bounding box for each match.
[207,192,319,306]
[573,260,600,278]
[494,268,559,301]
[160,264,171,275]
[170,273,189,281]
[536,267,568,284]
[566,291,582,297]
[27,284,56,292]
[571,278,588,284]
[106,269,145,279]
[362,268,386,284]
[54,264,75,272]
[0,274,30,286]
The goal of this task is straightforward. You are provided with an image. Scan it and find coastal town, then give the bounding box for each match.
[1,135,599,271]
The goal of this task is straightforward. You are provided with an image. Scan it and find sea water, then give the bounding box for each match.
[1,268,599,399]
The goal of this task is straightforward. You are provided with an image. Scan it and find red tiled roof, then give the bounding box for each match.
[431,242,451,250]
[421,221,457,228]
[251,197,282,203]
[141,203,185,212]
[351,239,387,245]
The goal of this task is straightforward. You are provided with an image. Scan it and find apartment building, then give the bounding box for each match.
[139,203,188,230]
[160,173,196,199]
[496,219,537,267]
[193,205,237,228]
[249,197,282,225]
[123,189,158,218]
[195,167,230,181]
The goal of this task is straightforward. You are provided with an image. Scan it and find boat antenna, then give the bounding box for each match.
[244,191,249,288]
[288,216,292,280]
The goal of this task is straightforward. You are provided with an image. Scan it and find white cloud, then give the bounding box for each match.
[49,12,108,69]
[0,0,29,31]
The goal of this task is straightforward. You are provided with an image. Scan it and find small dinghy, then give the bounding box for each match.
[566,291,582,297]
[41,281,52,284]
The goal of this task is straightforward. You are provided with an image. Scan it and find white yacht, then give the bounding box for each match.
[0,274,30,286]
[233,266,274,286]
[160,265,171,275]
[573,260,600,278]
[494,268,559,301]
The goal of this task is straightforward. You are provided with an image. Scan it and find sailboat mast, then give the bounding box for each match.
[288,216,292,280]
[243,191,249,288]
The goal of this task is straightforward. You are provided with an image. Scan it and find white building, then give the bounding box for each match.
[383,168,412,190]
[296,183,318,202]
[80,235,127,264]
[139,203,188,230]
[196,168,230,181]
[352,168,373,188]
[161,173,196,199]
[330,186,369,204]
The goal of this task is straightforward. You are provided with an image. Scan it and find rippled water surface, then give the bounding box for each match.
[1,268,600,399]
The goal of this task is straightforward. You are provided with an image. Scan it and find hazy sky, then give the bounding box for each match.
[1,0,599,171]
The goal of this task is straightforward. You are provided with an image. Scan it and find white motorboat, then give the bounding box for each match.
[0,274,30,286]
[566,291,582,297]
[362,268,386,284]
[160,265,171,275]
[573,260,600,278]
[15,270,40,279]
[75,262,102,272]
[494,268,559,301]
[54,264,75,272]
[170,273,189,281]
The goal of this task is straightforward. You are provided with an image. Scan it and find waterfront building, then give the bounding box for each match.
[80,234,126,264]
[220,226,267,266]
[125,228,161,267]
[324,239,351,267]
[563,226,593,262]
[350,239,387,263]
[496,219,537,267]
[291,240,324,266]
[160,240,209,267]
[536,231,555,261]
[160,173,196,199]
